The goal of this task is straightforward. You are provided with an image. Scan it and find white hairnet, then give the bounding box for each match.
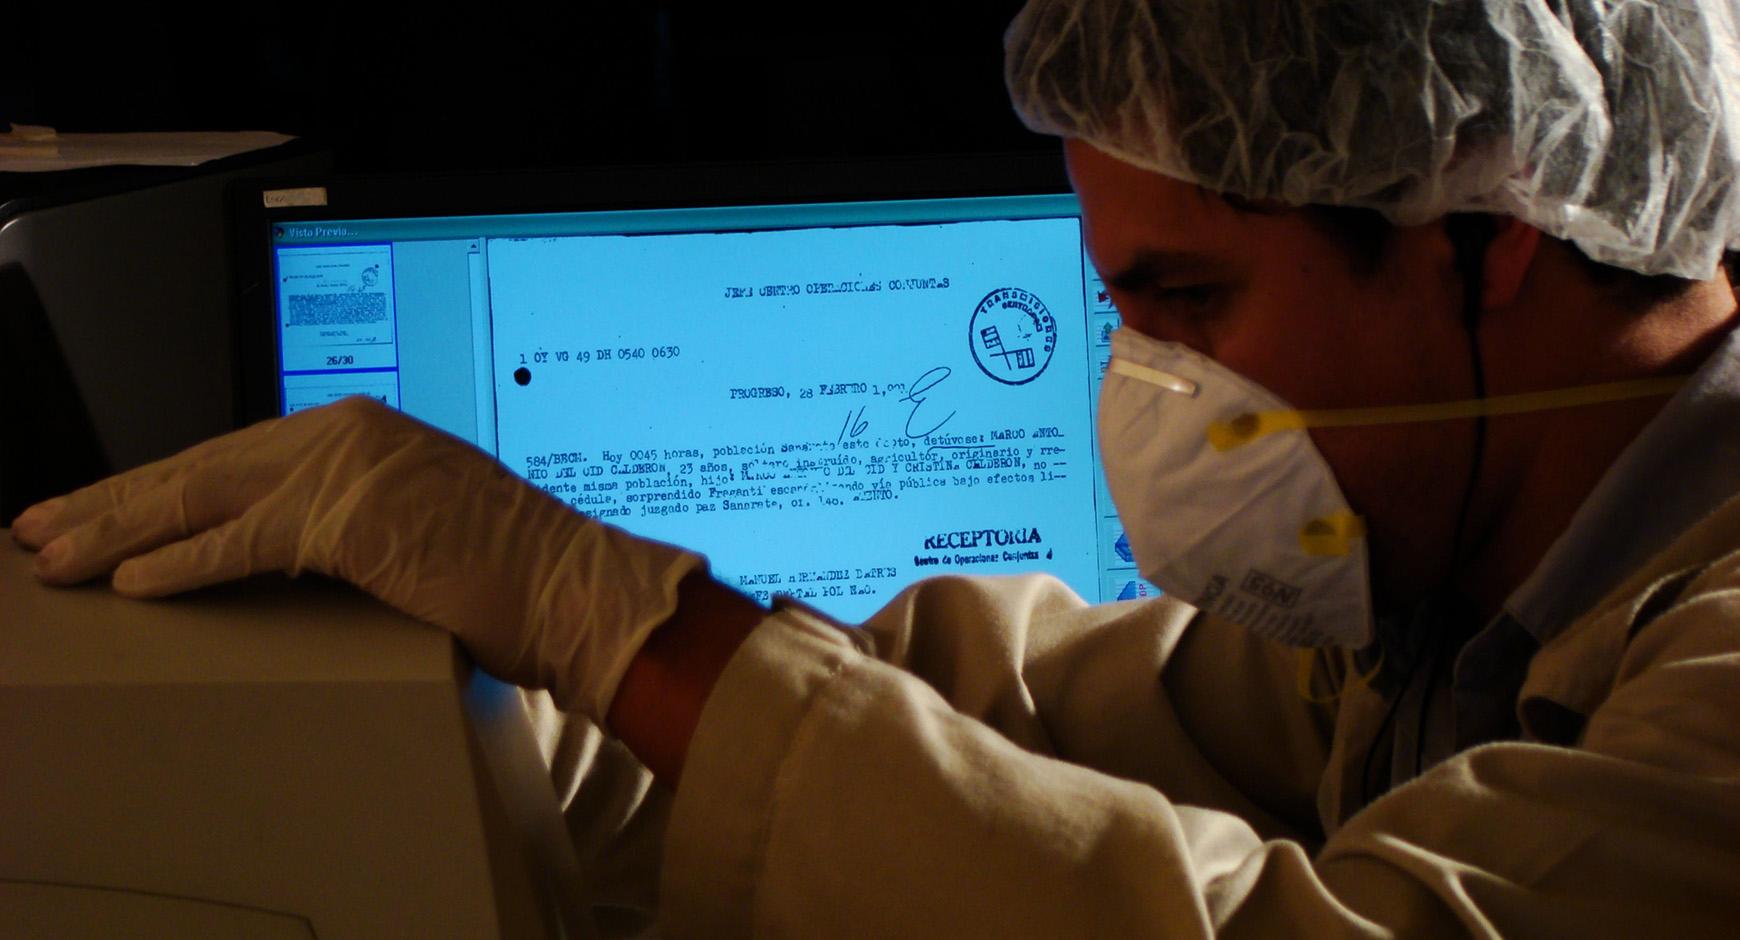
[1006,0,1740,279]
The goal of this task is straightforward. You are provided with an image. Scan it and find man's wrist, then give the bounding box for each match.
[606,570,766,783]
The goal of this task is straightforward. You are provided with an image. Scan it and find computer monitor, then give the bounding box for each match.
[233,155,1159,620]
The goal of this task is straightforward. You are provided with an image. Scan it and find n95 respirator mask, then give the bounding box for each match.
[1098,328,1373,647]
[1097,327,1692,649]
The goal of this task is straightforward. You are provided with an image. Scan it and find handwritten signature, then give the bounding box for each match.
[900,366,956,438]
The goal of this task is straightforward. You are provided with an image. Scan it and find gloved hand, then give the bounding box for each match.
[10,396,705,723]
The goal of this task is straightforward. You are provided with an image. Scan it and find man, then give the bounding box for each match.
[14,0,1740,934]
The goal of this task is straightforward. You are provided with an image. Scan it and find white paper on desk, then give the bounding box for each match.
[0,129,296,172]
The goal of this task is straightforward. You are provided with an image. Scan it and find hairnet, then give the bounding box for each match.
[1005,0,1740,279]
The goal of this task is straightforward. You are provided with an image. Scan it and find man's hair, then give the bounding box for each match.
[1299,204,1713,308]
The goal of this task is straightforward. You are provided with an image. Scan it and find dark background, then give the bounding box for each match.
[4,3,1051,171]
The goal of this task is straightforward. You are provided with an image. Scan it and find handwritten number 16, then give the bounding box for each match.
[839,406,869,443]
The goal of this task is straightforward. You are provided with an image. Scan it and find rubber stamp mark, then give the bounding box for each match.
[969,288,1056,385]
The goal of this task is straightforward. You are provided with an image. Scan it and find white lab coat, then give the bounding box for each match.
[528,487,1740,938]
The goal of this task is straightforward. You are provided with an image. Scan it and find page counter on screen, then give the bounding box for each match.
[270,196,1158,620]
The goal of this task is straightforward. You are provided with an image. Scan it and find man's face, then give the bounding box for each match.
[1066,140,1482,609]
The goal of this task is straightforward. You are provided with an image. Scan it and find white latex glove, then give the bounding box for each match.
[11,396,705,723]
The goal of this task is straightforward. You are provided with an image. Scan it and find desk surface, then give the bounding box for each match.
[1,534,457,687]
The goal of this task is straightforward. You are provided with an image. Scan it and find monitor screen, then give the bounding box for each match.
[243,160,1158,620]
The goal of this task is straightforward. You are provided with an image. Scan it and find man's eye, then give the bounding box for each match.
[1153,285,1220,310]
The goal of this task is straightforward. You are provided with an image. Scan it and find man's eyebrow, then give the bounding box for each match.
[1103,250,1221,292]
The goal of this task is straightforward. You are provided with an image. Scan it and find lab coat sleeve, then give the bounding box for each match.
[661,573,1344,937]
[526,571,1331,931]
[521,689,671,927]
[659,565,1740,937]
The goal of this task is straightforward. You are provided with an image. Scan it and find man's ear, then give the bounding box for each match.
[1482,216,1541,309]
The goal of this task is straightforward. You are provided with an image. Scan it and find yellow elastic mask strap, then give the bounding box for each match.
[1295,648,1385,704]
[1300,511,1365,556]
[1208,375,1689,452]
